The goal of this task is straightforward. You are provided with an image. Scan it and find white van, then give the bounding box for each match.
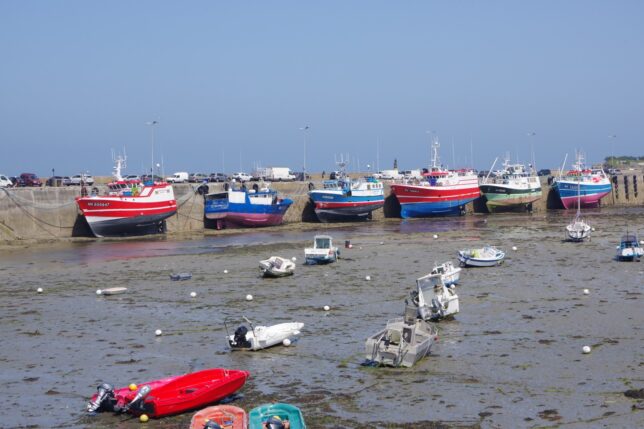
[166,172,189,183]
[267,167,296,181]
[0,174,13,188]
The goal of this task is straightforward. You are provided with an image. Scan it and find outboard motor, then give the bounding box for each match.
[265,416,286,429]
[87,382,115,413]
[203,420,223,429]
[231,325,252,349]
[118,384,151,413]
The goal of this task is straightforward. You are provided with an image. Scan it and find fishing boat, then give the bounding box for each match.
[479,155,542,212]
[364,304,438,368]
[308,157,384,222]
[430,261,461,287]
[86,368,250,418]
[190,405,248,429]
[304,235,339,264]
[565,172,591,242]
[616,232,642,261]
[76,154,177,237]
[551,152,611,209]
[458,246,505,267]
[226,317,303,351]
[390,137,480,218]
[259,256,296,277]
[249,403,307,429]
[204,183,292,229]
[411,273,459,321]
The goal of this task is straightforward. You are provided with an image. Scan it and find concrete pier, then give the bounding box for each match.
[1,174,642,243]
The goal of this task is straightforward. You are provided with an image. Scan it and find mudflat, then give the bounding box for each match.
[1,208,642,428]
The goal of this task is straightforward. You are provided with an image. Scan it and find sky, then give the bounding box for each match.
[1,1,643,178]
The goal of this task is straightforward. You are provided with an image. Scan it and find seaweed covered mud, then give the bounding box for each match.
[1,207,642,428]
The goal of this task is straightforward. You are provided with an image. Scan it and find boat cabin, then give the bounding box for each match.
[314,235,333,249]
[620,234,640,248]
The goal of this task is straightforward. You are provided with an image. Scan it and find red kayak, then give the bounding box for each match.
[87,368,250,418]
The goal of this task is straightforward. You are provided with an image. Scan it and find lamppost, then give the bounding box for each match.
[608,134,617,168]
[146,120,158,176]
[300,126,309,178]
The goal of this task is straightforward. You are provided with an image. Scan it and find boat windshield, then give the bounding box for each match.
[315,237,331,249]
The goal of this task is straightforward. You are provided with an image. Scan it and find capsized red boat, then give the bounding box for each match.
[87,368,249,418]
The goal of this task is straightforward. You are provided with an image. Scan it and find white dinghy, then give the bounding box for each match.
[458,246,505,267]
[259,256,296,277]
[430,261,461,286]
[364,304,438,368]
[304,235,339,264]
[411,273,459,321]
[226,317,303,351]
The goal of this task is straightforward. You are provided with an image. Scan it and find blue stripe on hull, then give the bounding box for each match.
[400,198,476,218]
[205,199,292,218]
[309,193,384,204]
[552,182,612,199]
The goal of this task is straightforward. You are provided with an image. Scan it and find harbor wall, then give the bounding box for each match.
[1,174,643,242]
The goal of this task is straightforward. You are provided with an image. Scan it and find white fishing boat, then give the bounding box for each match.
[430,261,461,286]
[304,235,339,264]
[226,317,303,351]
[364,305,438,368]
[616,232,643,261]
[259,256,296,277]
[411,273,459,321]
[566,173,591,242]
[458,246,505,267]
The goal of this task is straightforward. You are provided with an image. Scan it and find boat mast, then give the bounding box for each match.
[558,154,568,181]
[430,137,441,170]
[484,157,498,183]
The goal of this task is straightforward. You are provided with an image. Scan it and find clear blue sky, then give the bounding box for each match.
[1,1,642,177]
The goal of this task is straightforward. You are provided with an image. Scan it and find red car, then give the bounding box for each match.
[18,173,43,187]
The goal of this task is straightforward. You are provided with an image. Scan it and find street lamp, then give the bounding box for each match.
[608,134,617,168]
[146,120,158,176]
[300,126,309,178]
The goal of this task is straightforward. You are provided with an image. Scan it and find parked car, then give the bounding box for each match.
[166,172,189,183]
[141,174,163,183]
[294,171,311,181]
[477,170,490,178]
[124,175,140,182]
[69,174,95,186]
[208,172,228,182]
[17,173,42,187]
[232,172,252,182]
[0,174,13,188]
[537,169,552,177]
[189,172,209,183]
[607,168,621,175]
[46,176,68,187]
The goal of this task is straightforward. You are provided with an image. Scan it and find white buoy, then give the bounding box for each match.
[433,234,438,239]
[282,338,291,346]
[583,289,589,295]
[640,240,644,245]
[512,246,517,251]
[380,241,384,245]
[96,289,102,295]
[359,246,363,250]
[365,275,371,281]
[155,329,163,336]
[291,257,297,262]
[246,294,253,301]
[36,288,43,293]
[323,305,330,311]
[591,227,596,232]
[348,244,353,249]
[223,269,228,274]
[582,345,591,354]
[190,291,197,298]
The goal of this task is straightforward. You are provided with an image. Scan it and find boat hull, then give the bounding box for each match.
[457,250,505,267]
[480,184,542,212]
[205,201,292,227]
[309,192,384,222]
[83,211,176,238]
[190,405,248,429]
[552,181,611,209]
[249,403,307,429]
[229,322,304,351]
[390,184,480,218]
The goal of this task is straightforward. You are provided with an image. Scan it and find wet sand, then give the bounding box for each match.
[1,208,643,428]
